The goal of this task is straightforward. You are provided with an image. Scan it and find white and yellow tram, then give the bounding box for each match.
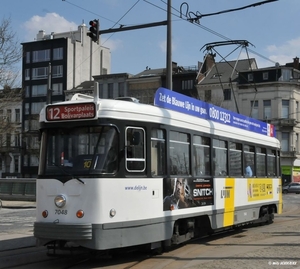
[34,87,282,251]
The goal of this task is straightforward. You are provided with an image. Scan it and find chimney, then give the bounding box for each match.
[206,53,216,70]
[293,57,299,69]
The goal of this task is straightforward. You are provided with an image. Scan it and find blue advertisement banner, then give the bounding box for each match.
[154,87,275,137]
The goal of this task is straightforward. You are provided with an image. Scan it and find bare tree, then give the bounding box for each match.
[0,17,22,176]
[0,16,22,89]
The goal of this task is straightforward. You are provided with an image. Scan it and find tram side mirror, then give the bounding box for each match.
[131,131,140,145]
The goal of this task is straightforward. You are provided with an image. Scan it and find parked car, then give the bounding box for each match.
[282,182,300,194]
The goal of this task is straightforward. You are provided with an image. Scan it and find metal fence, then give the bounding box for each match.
[0,178,36,201]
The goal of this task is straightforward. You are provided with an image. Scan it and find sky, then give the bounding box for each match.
[1,0,300,75]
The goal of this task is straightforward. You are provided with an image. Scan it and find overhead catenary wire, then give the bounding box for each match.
[62,0,278,80]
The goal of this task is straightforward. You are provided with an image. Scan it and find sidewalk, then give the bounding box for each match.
[0,199,36,209]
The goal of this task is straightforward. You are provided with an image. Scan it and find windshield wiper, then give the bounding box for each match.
[52,163,85,184]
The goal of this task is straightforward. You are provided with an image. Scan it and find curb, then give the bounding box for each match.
[0,199,36,209]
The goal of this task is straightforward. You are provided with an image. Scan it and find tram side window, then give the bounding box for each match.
[267,149,276,177]
[244,145,255,177]
[151,129,166,176]
[213,139,227,177]
[256,147,266,177]
[169,131,190,175]
[193,135,210,176]
[126,127,145,172]
[229,142,242,177]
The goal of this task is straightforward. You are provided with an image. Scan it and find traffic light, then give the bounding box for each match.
[88,19,99,44]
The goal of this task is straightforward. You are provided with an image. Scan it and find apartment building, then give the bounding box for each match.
[21,23,111,177]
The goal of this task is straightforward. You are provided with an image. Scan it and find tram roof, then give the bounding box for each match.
[40,88,280,149]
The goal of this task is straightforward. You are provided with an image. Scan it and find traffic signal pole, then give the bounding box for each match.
[98,20,167,35]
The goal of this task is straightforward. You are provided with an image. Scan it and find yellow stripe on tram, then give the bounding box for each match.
[223,178,235,227]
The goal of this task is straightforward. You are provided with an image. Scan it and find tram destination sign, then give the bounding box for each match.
[46,102,96,121]
[154,87,275,137]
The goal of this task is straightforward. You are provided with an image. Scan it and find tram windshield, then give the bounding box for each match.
[39,126,119,176]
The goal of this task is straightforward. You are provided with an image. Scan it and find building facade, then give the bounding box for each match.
[0,88,22,178]
[21,24,111,177]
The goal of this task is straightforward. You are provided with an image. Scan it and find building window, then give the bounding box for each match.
[52,65,63,78]
[30,155,39,166]
[25,86,30,97]
[263,100,271,120]
[32,49,50,63]
[6,133,11,147]
[25,69,30,80]
[205,90,211,102]
[24,120,29,131]
[248,73,253,81]
[118,82,125,97]
[6,109,11,122]
[14,157,19,173]
[53,47,63,60]
[99,84,106,98]
[52,83,63,95]
[31,102,46,114]
[30,120,39,130]
[250,100,258,119]
[30,136,39,149]
[26,52,30,63]
[23,155,28,166]
[182,80,194,90]
[281,132,289,151]
[14,133,20,147]
[223,88,231,101]
[25,103,30,115]
[108,83,114,99]
[282,100,289,118]
[263,72,269,80]
[32,84,47,96]
[32,67,48,80]
[279,69,292,81]
[15,109,20,123]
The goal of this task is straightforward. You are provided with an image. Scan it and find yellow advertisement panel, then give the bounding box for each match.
[247,179,273,201]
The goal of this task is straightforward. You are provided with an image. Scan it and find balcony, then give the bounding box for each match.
[277,118,297,126]
[264,118,297,126]
[0,146,23,154]
[281,150,297,158]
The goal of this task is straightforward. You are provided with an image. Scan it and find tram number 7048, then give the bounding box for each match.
[55,209,68,215]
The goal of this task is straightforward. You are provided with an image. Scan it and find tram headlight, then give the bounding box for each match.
[110,208,116,217]
[54,195,66,208]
